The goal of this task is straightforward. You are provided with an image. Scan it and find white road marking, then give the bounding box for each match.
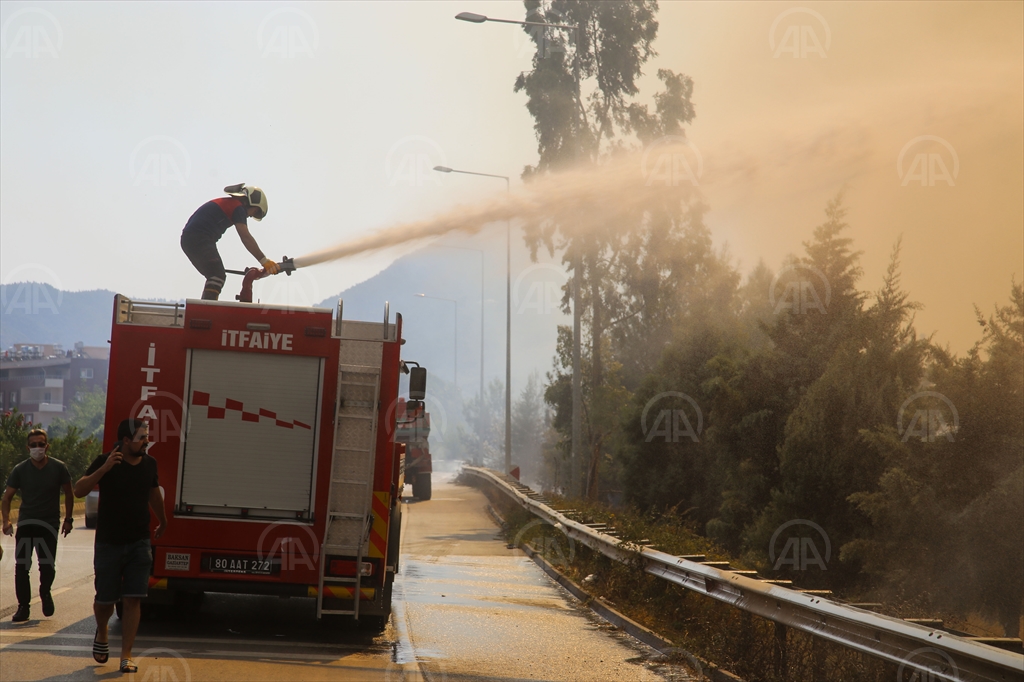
[26,586,71,607]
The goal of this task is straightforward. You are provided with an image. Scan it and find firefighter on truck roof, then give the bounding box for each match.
[180,183,281,300]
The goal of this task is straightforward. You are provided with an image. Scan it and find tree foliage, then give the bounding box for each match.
[515,0,701,497]
[514,2,1021,632]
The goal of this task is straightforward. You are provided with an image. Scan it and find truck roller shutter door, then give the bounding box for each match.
[180,349,323,517]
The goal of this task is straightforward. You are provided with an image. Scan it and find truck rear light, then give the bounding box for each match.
[328,560,373,577]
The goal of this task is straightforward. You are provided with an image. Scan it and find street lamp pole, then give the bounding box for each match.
[455,11,583,495]
[415,294,458,389]
[434,165,512,476]
[423,239,485,442]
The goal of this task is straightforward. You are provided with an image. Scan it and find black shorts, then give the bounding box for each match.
[93,539,152,604]
[180,231,226,282]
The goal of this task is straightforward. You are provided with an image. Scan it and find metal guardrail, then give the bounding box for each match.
[462,466,1024,682]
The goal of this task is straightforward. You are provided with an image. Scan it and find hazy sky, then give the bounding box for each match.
[1,1,1021,354]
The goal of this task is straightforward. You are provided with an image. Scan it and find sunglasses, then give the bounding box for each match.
[27,441,46,448]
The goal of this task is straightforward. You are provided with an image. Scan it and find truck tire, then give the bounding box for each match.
[85,514,97,529]
[412,472,431,500]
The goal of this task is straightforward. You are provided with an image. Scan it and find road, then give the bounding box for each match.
[0,472,693,681]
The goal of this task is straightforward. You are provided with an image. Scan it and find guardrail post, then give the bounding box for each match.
[773,622,788,678]
[811,634,826,679]
[738,610,754,664]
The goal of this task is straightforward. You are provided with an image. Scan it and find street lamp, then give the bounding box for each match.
[434,165,512,477]
[422,234,486,444]
[415,294,457,389]
[454,11,584,495]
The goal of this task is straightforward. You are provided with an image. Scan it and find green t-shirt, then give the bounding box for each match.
[5,457,71,527]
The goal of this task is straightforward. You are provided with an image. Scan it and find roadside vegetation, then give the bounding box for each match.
[480,485,1019,681]
[490,0,1022,641]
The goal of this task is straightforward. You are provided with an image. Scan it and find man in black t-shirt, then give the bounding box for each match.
[2,428,73,622]
[74,419,166,674]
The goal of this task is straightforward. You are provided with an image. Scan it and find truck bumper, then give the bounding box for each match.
[148,576,376,600]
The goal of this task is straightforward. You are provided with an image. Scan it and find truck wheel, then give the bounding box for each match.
[175,590,205,614]
[413,473,431,500]
[115,601,123,619]
[85,514,97,529]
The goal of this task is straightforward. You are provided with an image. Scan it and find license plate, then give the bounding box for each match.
[203,554,280,576]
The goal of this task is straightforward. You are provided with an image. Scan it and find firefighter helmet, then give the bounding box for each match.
[224,183,268,221]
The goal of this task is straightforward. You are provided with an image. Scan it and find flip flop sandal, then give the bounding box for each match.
[92,632,109,664]
[120,659,137,674]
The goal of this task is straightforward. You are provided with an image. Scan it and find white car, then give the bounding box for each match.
[84,490,99,528]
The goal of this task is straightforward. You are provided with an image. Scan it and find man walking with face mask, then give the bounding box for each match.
[2,428,74,622]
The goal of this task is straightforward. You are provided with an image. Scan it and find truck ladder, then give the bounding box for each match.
[317,337,383,619]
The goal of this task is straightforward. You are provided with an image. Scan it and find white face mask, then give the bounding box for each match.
[29,447,46,461]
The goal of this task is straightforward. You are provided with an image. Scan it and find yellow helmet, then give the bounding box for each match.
[224,183,268,221]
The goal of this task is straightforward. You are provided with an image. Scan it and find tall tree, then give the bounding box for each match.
[515,0,698,497]
[846,281,1023,634]
[744,236,928,588]
[512,372,548,483]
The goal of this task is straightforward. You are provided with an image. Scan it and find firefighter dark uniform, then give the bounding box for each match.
[180,198,248,300]
[180,184,276,300]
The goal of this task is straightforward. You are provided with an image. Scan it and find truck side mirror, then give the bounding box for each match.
[409,367,427,401]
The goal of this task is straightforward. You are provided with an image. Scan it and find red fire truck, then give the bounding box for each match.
[394,398,432,500]
[101,294,422,628]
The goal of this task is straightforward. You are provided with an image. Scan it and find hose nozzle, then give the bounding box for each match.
[280,256,296,276]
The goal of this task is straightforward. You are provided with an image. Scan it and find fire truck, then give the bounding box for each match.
[101,292,424,628]
[394,398,432,500]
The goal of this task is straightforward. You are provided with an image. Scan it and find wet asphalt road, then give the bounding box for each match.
[0,471,694,681]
